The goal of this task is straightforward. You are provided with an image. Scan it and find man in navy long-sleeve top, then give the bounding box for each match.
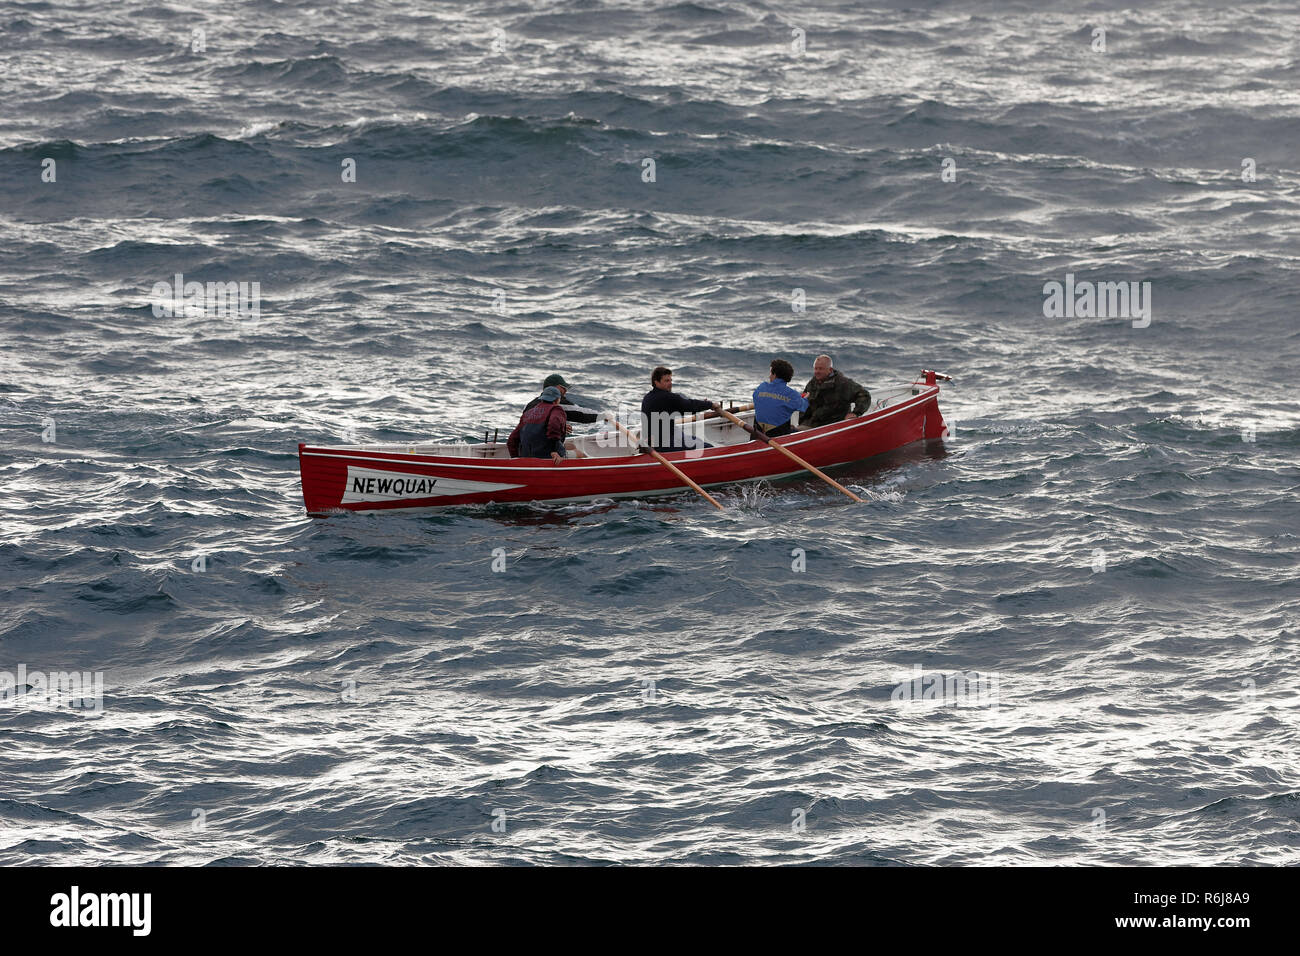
[752,358,809,437]
[640,366,720,453]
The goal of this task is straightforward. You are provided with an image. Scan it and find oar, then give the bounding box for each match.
[604,414,724,511]
[716,408,864,503]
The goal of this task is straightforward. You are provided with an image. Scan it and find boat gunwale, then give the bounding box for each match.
[298,385,941,472]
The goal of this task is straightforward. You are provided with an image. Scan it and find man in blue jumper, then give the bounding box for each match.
[752,359,809,438]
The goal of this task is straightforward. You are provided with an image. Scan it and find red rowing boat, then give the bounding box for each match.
[297,372,950,515]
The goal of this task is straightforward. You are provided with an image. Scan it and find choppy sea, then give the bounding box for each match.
[1,0,1297,865]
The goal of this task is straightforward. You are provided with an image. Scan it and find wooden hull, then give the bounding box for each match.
[298,384,946,515]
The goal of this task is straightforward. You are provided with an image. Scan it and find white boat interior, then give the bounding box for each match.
[317,386,922,460]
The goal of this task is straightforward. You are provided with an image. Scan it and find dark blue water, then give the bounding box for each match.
[1,0,1297,864]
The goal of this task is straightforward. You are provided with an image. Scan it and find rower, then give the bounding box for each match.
[752,359,808,438]
[507,386,569,463]
[520,373,601,430]
[640,366,721,453]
